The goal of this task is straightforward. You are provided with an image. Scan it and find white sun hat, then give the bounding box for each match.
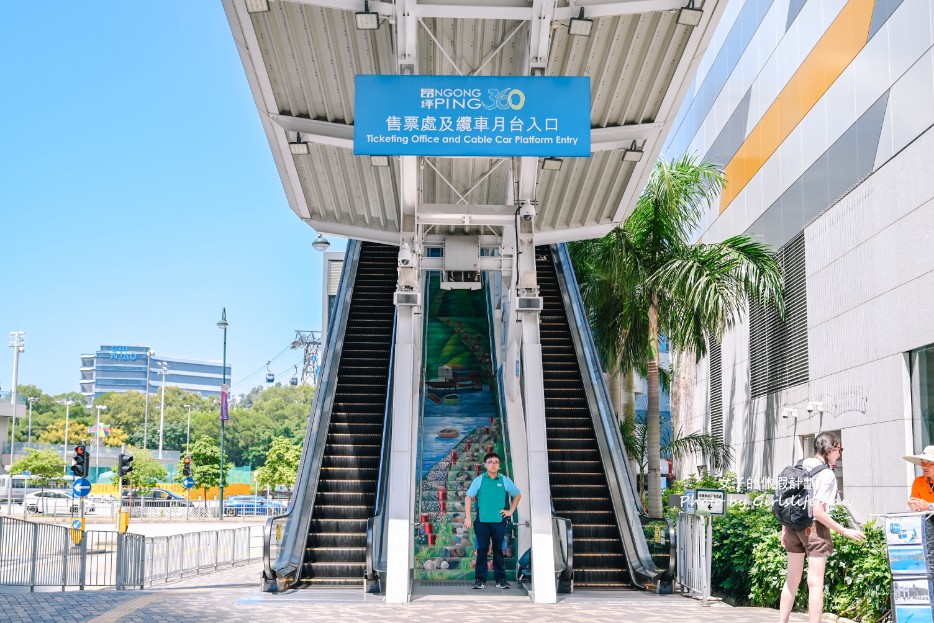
[904,445,934,466]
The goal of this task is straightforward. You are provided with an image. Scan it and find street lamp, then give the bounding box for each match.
[217,308,229,520]
[8,331,25,467]
[27,397,37,450]
[158,362,169,459]
[184,404,192,455]
[59,399,73,470]
[143,350,154,450]
[94,405,107,481]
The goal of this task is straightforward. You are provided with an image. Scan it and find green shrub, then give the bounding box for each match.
[744,505,892,622]
[711,494,778,604]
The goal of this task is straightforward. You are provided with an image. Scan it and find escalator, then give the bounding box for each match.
[299,241,397,587]
[536,245,663,590]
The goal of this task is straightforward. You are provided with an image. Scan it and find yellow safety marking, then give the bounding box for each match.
[85,592,166,623]
[720,0,876,212]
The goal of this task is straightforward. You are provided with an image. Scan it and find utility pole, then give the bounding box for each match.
[7,331,24,516]
[143,350,153,450]
[158,362,168,459]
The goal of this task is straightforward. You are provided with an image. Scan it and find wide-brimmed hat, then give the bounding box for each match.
[904,446,934,466]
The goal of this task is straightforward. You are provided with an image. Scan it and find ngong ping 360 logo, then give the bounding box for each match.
[420,87,525,111]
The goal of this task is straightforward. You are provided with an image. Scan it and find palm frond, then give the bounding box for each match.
[663,428,733,472]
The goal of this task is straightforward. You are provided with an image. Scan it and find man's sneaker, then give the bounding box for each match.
[471,580,485,590]
[495,581,511,589]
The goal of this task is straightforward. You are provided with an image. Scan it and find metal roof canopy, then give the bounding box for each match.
[222,0,724,245]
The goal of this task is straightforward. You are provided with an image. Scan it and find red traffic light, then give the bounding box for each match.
[75,446,85,455]
[183,456,191,464]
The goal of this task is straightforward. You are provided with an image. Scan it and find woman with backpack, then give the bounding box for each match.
[779,431,865,623]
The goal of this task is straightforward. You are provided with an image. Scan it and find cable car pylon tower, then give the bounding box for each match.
[290,330,322,385]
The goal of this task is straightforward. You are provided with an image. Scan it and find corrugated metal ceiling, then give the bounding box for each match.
[223,0,723,244]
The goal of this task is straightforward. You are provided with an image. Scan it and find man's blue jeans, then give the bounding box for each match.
[474,520,507,582]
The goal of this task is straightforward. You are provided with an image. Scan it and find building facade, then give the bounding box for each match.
[80,345,231,405]
[665,0,934,518]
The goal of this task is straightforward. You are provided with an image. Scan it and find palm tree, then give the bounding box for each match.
[571,154,784,517]
[619,417,733,504]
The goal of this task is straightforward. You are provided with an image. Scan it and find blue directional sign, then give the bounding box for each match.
[73,478,91,498]
[182,477,195,490]
[71,519,82,530]
[354,75,591,157]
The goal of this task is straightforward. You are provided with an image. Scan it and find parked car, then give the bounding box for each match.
[223,495,285,517]
[258,486,292,500]
[24,491,94,515]
[121,488,193,507]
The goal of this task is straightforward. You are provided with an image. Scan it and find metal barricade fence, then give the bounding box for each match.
[676,512,711,604]
[0,516,262,591]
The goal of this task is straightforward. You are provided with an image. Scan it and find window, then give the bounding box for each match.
[911,343,934,449]
[749,232,808,398]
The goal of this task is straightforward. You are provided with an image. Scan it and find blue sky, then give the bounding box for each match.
[0,3,344,396]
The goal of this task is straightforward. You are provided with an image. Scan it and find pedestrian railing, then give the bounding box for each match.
[676,512,711,603]
[0,516,262,591]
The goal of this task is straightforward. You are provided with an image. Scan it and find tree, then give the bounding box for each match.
[189,435,225,501]
[255,437,301,493]
[619,418,732,504]
[114,448,166,493]
[10,449,66,489]
[571,154,784,517]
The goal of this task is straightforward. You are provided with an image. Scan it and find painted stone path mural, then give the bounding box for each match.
[414,277,517,581]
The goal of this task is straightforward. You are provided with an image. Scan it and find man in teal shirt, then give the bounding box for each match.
[465,451,521,589]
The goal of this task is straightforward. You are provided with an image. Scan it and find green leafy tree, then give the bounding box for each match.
[255,437,301,493]
[189,435,225,500]
[115,447,166,493]
[10,449,66,489]
[571,154,785,517]
[620,419,732,504]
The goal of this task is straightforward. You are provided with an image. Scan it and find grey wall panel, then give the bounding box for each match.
[748,194,785,249]
[786,0,807,31]
[869,0,907,40]
[748,92,889,250]
[705,87,753,165]
[666,0,776,157]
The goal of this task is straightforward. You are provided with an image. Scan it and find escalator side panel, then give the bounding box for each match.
[299,242,397,587]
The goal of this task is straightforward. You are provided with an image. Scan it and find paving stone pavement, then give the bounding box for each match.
[0,561,813,623]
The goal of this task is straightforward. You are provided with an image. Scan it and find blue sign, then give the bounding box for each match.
[71,519,82,530]
[73,478,91,498]
[354,75,591,157]
[182,477,195,490]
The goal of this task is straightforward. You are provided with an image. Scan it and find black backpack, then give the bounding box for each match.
[772,460,830,530]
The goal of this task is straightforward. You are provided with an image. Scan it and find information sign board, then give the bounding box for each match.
[354,75,591,157]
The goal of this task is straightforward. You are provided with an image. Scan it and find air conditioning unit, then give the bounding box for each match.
[517,296,543,312]
[394,291,422,306]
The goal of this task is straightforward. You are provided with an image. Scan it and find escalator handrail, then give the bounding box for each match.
[550,243,660,586]
[365,310,398,579]
[264,240,364,586]
[554,514,573,581]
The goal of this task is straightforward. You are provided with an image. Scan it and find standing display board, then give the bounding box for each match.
[885,513,934,623]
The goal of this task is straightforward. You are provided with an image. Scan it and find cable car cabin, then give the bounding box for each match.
[266,372,275,383]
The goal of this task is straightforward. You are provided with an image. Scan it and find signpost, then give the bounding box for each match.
[354,75,591,158]
[683,488,727,606]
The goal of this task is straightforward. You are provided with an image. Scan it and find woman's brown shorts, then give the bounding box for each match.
[783,522,833,557]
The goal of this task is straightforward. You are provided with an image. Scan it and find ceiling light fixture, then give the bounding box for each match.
[541,157,563,171]
[289,133,310,156]
[568,8,594,37]
[677,1,703,27]
[622,141,644,162]
[312,234,331,252]
[245,0,270,13]
[355,1,380,30]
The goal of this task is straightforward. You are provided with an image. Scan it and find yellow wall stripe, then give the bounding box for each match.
[719,0,876,212]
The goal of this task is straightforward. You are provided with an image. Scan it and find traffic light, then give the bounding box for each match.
[182,455,192,477]
[118,454,134,477]
[71,444,88,478]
